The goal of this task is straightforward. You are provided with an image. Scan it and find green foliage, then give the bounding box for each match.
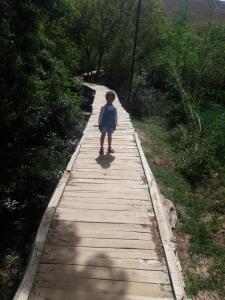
[186,272,213,296]
[134,117,225,297]
[186,247,225,295]
[0,1,84,297]
[177,103,225,183]
[133,12,225,184]
[130,72,154,117]
[0,0,83,211]
[74,0,132,77]
[209,253,225,294]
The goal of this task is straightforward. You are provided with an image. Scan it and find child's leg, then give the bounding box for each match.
[100,132,106,154]
[108,133,112,149]
[107,133,115,152]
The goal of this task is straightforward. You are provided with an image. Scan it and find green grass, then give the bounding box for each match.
[200,102,225,128]
[133,116,225,298]
[133,117,191,205]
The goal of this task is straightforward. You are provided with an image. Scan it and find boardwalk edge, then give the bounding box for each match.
[134,132,188,300]
[13,139,82,300]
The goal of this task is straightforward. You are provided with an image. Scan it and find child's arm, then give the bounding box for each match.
[98,106,104,130]
[114,108,117,130]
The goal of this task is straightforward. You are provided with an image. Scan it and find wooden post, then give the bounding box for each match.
[128,0,142,106]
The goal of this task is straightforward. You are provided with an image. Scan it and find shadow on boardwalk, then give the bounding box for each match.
[95,154,115,169]
[31,220,129,299]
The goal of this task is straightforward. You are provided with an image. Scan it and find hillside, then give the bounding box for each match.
[164,0,225,23]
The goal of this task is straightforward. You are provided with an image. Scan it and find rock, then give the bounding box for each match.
[154,157,165,166]
[161,194,177,229]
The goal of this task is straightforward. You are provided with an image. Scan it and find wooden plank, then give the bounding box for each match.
[66,183,148,190]
[83,137,135,141]
[70,176,145,181]
[70,174,144,180]
[81,144,137,149]
[83,137,135,140]
[71,168,143,173]
[71,168,144,174]
[86,129,134,132]
[29,287,174,300]
[38,263,170,284]
[66,182,148,189]
[35,275,172,297]
[82,130,134,134]
[80,149,139,154]
[54,207,154,224]
[73,160,143,166]
[80,147,138,151]
[51,220,152,233]
[56,207,153,218]
[49,222,152,240]
[84,137,135,141]
[47,235,155,250]
[41,245,159,261]
[70,169,144,176]
[77,157,141,162]
[62,191,150,200]
[79,150,140,155]
[53,215,152,226]
[60,196,150,206]
[37,263,170,284]
[84,133,135,137]
[72,163,144,171]
[68,178,146,184]
[80,144,137,148]
[70,174,146,181]
[78,153,140,158]
[82,141,136,145]
[40,253,164,271]
[58,201,151,211]
[64,184,149,192]
[41,254,164,271]
[70,175,145,181]
[65,185,149,193]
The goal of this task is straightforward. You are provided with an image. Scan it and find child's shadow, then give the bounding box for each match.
[95,153,115,169]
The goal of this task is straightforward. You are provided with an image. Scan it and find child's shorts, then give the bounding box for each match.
[101,127,115,134]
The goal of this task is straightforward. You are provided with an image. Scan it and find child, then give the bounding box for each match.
[98,90,117,155]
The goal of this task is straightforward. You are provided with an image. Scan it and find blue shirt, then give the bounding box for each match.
[98,104,117,130]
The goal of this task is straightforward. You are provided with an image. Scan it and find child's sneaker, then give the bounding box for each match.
[108,148,115,153]
[99,147,104,155]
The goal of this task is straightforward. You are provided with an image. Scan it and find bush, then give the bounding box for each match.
[130,72,158,117]
[178,103,225,184]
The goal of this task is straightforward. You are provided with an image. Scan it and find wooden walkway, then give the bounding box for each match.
[14,84,187,300]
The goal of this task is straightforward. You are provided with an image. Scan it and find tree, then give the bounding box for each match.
[75,0,133,75]
[0,2,83,296]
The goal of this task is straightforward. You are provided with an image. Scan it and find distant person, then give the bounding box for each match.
[98,90,117,155]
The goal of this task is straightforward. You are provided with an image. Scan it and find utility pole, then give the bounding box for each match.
[128,0,142,106]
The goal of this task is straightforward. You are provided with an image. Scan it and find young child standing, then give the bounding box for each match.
[98,90,117,155]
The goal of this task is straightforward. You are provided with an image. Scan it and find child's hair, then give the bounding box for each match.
[106,90,115,99]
